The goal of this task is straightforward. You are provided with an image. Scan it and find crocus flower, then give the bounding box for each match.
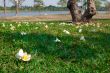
[16,49,31,61]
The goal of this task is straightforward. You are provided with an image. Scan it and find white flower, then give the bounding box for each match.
[10,26,15,30]
[42,22,46,24]
[45,25,48,29]
[38,22,42,24]
[91,29,96,32]
[2,23,5,27]
[100,29,103,31]
[106,24,108,26]
[78,29,82,33]
[26,24,29,26]
[16,49,31,61]
[21,32,27,35]
[35,27,39,29]
[18,22,21,24]
[85,23,89,27]
[76,26,80,29]
[18,24,21,27]
[54,38,61,42]
[59,22,66,25]
[16,49,24,59]
[80,36,85,41]
[22,52,31,62]
[63,30,70,35]
[10,24,13,27]
[97,25,100,28]
[50,23,54,25]
[97,23,100,28]
[23,22,29,26]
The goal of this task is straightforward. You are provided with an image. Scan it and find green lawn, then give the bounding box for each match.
[0,20,110,73]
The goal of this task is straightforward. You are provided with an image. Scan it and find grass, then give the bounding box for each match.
[0,19,110,73]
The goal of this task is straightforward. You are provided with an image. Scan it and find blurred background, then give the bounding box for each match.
[0,0,110,19]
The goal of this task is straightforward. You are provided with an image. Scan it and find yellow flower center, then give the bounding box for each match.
[22,55,29,61]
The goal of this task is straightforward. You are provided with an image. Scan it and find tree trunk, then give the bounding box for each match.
[67,0,96,23]
[82,0,96,22]
[4,0,6,15]
[15,2,19,16]
[67,0,82,22]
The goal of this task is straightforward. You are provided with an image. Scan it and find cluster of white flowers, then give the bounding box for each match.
[59,22,73,26]
[38,22,42,24]
[21,32,27,35]
[1,21,106,62]
[18,23,21,27]
[59,22,66,26]
[16,49,31,61]
[50,23,54,25]
[10,26,16,31]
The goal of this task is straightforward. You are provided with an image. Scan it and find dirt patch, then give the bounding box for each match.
[0,14,110,22]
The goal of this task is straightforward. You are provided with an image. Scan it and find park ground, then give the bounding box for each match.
[0,19,110,73]
[0,13,110,21]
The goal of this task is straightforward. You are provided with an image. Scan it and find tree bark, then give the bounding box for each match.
[4,0,6,15]
[67,0,96,23]
[82,0,96,22]
[67,0,82,22]
[15,2,19,16]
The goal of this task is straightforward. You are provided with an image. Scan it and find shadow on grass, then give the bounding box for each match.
[1,31,109,62]
[83,31,110,49]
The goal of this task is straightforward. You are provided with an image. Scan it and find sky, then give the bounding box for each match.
[0,0,59,7]
[0,0,110,7]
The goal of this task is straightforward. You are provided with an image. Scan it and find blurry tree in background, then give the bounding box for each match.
[91,0,107,10]
[106,1,110,12]
[95,0,102,10]
[80,0,107,10]
[34,0,44,7]
[58,0,67,7]
[10,0,25,15]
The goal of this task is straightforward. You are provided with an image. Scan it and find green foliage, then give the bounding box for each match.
[95,0,101,10]
[0,20,110,73]
[10,0,25,6]
[58,0,67,7]
[34,0,44,7]
[105,1,110,11]
[80,0,107,10]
